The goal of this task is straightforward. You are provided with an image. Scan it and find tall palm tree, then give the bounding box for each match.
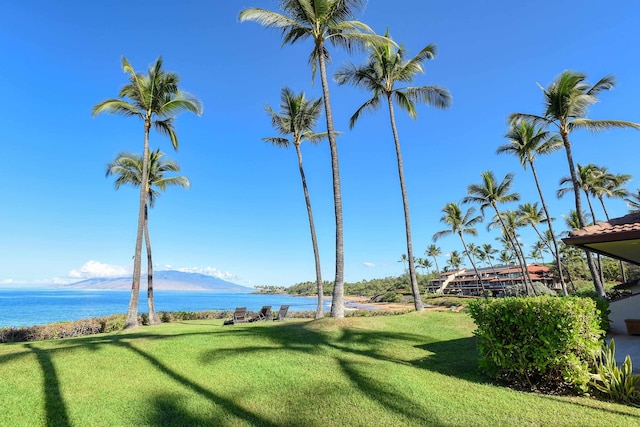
[335,31,451,311]
[510,71,640,297]
[589,166,631,282]
[106,150,189,325]
[464,171,534,295]
[240,0,389,318]
[558,163,605,283]
[93,57,202,328]
[433,202,486,293]
[499,120,568,295]
[590,166,631,220]
[480,243,498,272]
[558,163,601,223]
[425,244,442,276]
[264,87,327,319]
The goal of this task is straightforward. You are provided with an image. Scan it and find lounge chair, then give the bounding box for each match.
[273,305,289,321]
[223,307,248,325]
[250,305,272,322]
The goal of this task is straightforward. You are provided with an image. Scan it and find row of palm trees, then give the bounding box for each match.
[92,2,640,327]
[241,0,451,316]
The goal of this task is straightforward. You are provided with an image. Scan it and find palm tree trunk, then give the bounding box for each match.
[144,204,161,325]
[459,233,486,295]
[560,131,605,297]
[584,190,605,284]
[318,47,344,318]
[125,119,151,328]
[295,144,324,319]
[529,162,568,295]
[599,197,627,282]
[386,96,423,310]
[493,204,535,296]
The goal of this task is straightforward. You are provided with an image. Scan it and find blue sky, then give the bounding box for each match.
[1,1,639,287]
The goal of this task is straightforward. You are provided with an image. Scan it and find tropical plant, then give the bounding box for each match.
[499,120,568,295]
[425,244,442,276]
[264,87,327,319]
[335,30,450,311]
[590,339,640,405]
[433,202,485,292]
[106,150,189,324]
[240,0,389,318]
[510,71,640,297]
[464,171,534,295]
[93,57,202,328]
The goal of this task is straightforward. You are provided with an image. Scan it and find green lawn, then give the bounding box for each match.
[0,311,638,426]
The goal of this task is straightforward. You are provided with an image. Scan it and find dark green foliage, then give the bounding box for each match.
[286,275,418,299]
[502,282,557,297]
[468,296,604,393]
[590,339,640,405]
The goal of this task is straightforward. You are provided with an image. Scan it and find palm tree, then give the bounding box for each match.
[499,120,568,295]
[626,189,640,212]
[398,253,409,275]
[590,167,631,220]
[464,171,535,295]
[447,250,462,271]
[240,0,389,318]
[480,243,498,272]
[335,31,451,311]
[558,163,601,223]
[425,244,442,276]
[106,150,189,325]
[433,202,486,293]
[264,87,327,319]
[417,257,432,277]
[558,163,605,283]
[93,57,202,328]
[589,166,631,282]
[510,71,640,297]
[498,250,513,266]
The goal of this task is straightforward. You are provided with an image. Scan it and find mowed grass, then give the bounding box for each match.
[0,311,638,426]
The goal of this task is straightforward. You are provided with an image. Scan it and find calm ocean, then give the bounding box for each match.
[0,289,328,328]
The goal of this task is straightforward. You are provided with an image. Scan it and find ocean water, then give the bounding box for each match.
[0,289,329,328]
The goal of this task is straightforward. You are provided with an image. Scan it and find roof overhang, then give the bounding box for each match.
[562,213,640,265]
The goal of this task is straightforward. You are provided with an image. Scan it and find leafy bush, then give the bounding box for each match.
[468,296,604,393]
[590,339,640,405]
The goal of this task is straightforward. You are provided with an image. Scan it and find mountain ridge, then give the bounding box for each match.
[58,270,253,292]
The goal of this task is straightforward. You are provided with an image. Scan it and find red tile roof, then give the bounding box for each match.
[564,212,640,244]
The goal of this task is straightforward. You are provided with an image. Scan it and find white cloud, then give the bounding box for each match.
[68,260,130,279]
[363,262,376,268]
[168,266,237,281]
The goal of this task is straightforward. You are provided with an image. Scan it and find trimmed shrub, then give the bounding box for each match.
[468,296,604,393]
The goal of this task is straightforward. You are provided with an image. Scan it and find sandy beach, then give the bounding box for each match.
[343,296,465,312]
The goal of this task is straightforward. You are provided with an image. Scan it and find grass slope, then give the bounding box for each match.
[0,311,638,426]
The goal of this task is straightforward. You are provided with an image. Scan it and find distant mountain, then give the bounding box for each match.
[59,270,253,292]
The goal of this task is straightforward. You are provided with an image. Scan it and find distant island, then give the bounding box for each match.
[58,270,253,292]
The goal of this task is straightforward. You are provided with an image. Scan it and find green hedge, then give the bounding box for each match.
[468,296,604,393]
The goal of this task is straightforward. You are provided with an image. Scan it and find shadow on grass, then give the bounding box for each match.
[24,344,71,427]
[2,317,487,425]
[338,358,446,426]
[413,337,489,384]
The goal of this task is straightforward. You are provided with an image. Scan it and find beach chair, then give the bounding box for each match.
[223,307,248,325]
[274,305,289,321]
[250,305,272,322]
